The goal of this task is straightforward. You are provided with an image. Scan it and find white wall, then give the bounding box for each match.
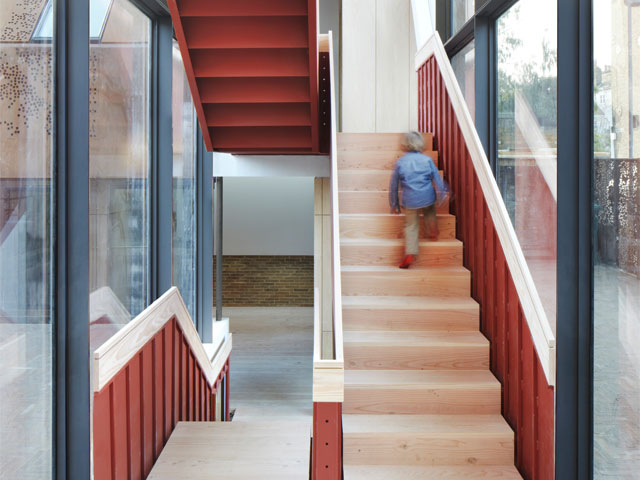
[222,177,314,255]
[342,0,419,132]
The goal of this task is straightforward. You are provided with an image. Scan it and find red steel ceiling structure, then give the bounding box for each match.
[168,0,321,154]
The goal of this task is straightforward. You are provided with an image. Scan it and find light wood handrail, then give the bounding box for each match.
[312,32,344,403]
[93,287,232,393]
[415,33,556,385]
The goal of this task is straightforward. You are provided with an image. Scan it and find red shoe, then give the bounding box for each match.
[399,255,415,269]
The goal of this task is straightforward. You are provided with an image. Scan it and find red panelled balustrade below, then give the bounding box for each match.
[93,317,230,480]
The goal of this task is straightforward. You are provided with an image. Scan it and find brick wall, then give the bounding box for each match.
[213,256,313,306]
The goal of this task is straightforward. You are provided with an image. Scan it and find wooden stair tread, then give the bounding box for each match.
[148,421,310,479]
[342,265,468,273]
[342,295,477,310]
[343,465,523,479]
[337,132,433,151]
[340,212,454,218]
[345,369,499,387]
[342,414,513,435]
[338,150,439,170]
[344,330,488,346]
[340,237,461,247]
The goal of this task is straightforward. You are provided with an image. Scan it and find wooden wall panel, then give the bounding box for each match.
[93,318,231,480]
[375,0,410,131]
[342,0,376,132]
[342,0,417,132]
[417,55,555,480]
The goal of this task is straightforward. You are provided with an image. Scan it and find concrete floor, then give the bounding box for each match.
[224,306,313,422]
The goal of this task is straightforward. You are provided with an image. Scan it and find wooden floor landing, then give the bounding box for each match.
[148,421,310,479]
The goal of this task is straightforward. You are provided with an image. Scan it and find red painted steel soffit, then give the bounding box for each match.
[168,0,321,154]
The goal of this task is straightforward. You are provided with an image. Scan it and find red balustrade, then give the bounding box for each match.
[418,55,555,480]
[93,317,230,480]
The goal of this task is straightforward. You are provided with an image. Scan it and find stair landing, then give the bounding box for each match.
[148,421,310,479]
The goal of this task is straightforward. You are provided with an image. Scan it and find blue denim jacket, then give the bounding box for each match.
[389,152,446,212]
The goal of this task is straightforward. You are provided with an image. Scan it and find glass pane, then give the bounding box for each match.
[593,0,640,476]
[0,0,54,477]
[451,0,474,35]
[89,0,151,355]
[496,0,557,329]
[451,40,475,121]
[172,42,197,319]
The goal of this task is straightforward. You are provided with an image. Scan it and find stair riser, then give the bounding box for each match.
[339,169,444,191]
[340,191,449,215]
[343,434,514,466]
[338,133,433,152]
[338,151,439,170]
[344,345,489,370]
[343,386,501,415]
[340,243,462,267]
[341,271,470,297]
[342,308,479,331]
[340,215,456,240]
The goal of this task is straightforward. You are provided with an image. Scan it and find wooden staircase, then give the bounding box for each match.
[338,133,522,479]
[168,0,320,153]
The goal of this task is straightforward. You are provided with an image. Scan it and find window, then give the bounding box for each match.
[451,0,474,35]
[0,0,54,476]
[451,40,475,120]
[88,0,151,352]
[593,0,640,476]
[172,42,197,319]
[496,0,557,328]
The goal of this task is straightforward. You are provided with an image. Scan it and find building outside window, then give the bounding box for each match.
[496,0,558,328]
[0,1,54,477]
[451,40,475,120]
[172,41,197,319]
[593,0,640,476]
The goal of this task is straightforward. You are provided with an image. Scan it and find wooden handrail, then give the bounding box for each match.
[312,32,344,403]
[415,33,556,385]
[93,287,232,393]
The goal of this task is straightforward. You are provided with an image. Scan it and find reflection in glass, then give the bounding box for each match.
[0,0,54,477]
[496,0,557,327]
[451,40,475,121]
[451,0,474,35]
[172,42,197,319]
[593,0,640,476]
[89,0,151,354]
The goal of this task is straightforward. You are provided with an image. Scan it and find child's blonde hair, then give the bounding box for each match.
[401,131,425,152]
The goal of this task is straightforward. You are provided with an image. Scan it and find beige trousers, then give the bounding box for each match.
[404,204,438,255]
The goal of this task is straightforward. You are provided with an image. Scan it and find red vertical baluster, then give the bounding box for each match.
[418,67,423,132]
[520,317,535,479]
[505,276,519,429]
[141,343,154,476]
[225,361,231,421]
[536,361,555,479]
[154,333,165,456]
[112,370,129,479]
[164,320,174,439]
[180,336,188,421]
[92,389,113,480]
[173,320,180,427]
[128,355,143,480]
[475,178,484,303]
[494,248,507,384]
[484,219,495,342]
